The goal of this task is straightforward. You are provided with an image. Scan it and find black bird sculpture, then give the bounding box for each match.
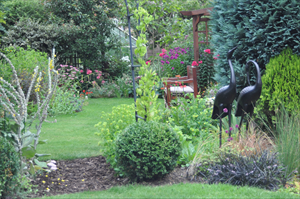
[212,46,237,147]
[235,60,262,133]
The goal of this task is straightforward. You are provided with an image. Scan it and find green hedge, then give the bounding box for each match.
[257,47,300,121]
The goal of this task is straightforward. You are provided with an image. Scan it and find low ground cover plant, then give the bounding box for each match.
[199,150,293,191]
[115,120,181,182]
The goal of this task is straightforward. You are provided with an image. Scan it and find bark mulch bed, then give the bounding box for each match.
[28,155,201,198]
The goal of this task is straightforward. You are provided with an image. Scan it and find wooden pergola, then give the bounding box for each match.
[180,7,213,62]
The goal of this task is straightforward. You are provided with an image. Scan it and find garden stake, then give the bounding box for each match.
[212,46,237,147]
[124,0,146,122]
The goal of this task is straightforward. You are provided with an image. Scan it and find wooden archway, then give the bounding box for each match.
[180,7,213,62]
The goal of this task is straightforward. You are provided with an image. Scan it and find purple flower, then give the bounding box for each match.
[227,137,233,141]
[235,124,239,128]
[161,60,165,64]
[161,67,163,69]
[229,127,233,131]
[166,61,170,64]
[180,61,184,64]
[161,63,164,65]
[225,130,228,133]
[172,67,174,70]
[223,108,228,113]
[170,56,174,60]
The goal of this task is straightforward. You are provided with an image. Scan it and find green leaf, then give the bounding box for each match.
[21,146,36,159]
[35,153,51,158]
[29,161,35,175]
[38,140,48,145]
[34,159,48,168]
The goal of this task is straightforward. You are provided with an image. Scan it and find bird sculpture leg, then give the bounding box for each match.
[219,117,222,148]
[228,104,232,138]
[246,108,254,132]
[238,112,244,138]
[219,105,224,148]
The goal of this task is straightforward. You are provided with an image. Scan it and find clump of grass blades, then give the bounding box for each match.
[275,107,300,175]
[225,122,275,157]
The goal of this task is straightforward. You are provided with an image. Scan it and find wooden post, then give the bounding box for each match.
[180,7,213,61]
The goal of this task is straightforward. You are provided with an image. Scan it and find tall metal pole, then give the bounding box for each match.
[124,0,145,122]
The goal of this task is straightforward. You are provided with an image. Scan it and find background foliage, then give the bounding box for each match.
[210,0,300,92]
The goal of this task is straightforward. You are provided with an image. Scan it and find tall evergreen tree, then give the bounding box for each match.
[210,0,300,91]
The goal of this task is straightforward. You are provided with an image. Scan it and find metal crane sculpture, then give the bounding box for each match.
[212,46,237,147]
[235,60,262,134]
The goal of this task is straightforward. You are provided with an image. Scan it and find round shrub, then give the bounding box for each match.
[0,136,20,197]
[115,121,181,182]
[257,47,300,124]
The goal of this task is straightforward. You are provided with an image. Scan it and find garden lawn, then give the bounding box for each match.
[35,182,298,199]
[34,98,134,161]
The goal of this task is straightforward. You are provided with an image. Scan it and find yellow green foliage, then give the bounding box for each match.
[257,47,300,118]
[94,104,135,167]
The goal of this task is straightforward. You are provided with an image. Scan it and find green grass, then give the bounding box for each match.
[33,98,134,161]
[275,107,300,175]
[35,183,298,199]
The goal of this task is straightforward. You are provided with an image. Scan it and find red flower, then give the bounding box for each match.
[83,90,86,93]
[204,49,211,54]
[198,60,203,64]
[214,57,218,60]
[159,53,165,57]
[191,61,198,66]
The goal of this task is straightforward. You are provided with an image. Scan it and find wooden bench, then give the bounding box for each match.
[163,65,198,107]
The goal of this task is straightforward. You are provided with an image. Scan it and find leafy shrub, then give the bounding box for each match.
[46,0,119,69]
[0,46,48,82]
[210,0,300,92]
[2,18,69,56]
[0,136,20,198]
[0,46,49,103]
[4,0,49,29]
[115,73,134,98]
[165,94,218,138]
[48,86,83,116]
[200,150,292,190]
[115,120,181,181]
[89,80,121,98]
[94,104,135,168]
[257,47,300,122]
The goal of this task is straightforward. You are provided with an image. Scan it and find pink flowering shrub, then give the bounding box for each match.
[57,65,103,93]
[159,47,193,77]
